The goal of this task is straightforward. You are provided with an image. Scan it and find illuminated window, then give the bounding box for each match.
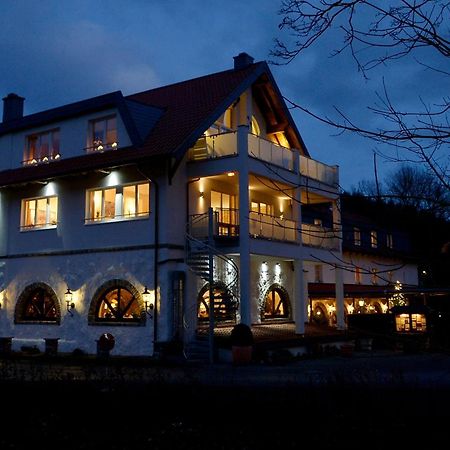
[15,283,60,324]
[355,267,362,284]
[90,280,144,325]
[88,115,117,152]
[123,183,150,218]
[395,313,427,333]
[24,129,60,165]
[370,230,378,248]
[262,285,290,320]
[312,303,328,325]
[354,227,361,246]
[251,201,274,216]
[86,182,149,222]
[214,107,233,132]
[21,196,58,230]
[211,190,238,236]
[197,283,237,322]
[251,116,261,136]
[273,132,290,148]
[88,187,116,221]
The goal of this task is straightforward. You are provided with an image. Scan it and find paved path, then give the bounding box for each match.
[2,350,450,388]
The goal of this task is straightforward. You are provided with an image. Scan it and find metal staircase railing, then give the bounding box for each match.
[184,210,240,362]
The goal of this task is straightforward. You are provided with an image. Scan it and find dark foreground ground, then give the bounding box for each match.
[1,351,450,449]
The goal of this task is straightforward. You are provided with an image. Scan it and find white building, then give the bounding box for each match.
[0,53,380,357]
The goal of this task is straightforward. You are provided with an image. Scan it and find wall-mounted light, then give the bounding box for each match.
[199,191,204,198]
[65,287,75,316]
[142,286,154,317]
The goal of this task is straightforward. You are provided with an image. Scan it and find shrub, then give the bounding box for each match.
[230,323,254,346]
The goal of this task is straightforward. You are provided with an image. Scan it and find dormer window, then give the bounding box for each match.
[23,129,60,165]
[87,115,118,153]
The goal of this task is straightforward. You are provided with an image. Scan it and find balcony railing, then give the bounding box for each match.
[188,130,338,187]
[301,223,339,249]
[248,133,295,171]
[22,153,61,166]
[85,141,119,154]
[299,155,338,186]
[188,209,239,239]
[188,132,237,160]
[249,211,297,242]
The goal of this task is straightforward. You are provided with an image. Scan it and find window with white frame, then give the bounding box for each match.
[251,201,274,216]
[86,182,149,222]
[21,196,58,230]
[87,115,118,152]
[24,129,60,165]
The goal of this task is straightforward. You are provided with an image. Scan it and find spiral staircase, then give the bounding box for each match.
[184,211,240,361]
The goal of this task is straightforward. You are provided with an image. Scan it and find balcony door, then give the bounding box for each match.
[211,190,238,236]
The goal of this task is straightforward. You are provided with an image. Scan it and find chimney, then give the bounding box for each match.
[2,93,25,123]
[233,52,254,70]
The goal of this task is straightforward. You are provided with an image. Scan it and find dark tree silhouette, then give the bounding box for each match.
[271,0,450,190]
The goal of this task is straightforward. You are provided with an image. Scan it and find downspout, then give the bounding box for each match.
[137,166,159,352]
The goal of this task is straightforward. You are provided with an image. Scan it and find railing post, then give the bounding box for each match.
[208,207,215,364]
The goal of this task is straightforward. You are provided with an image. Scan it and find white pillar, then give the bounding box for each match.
[294,259,306,334]
[335,266,345,329]
[332,198,345,329]
[237,125,251,325]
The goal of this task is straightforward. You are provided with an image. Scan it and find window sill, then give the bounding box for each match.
[20,225,57,232]
[84,215,150,225]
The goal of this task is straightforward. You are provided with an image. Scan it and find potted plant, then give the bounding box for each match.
[230,323,254,365]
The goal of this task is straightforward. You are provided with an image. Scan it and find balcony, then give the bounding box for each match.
[301,223,340,250]
[188,209,239,240]
[249,212,297,242]
[188,210,297,243]
[188,132,237,160]
[188,130,338,186]
[247,134,295,171]
[300,155,338,186]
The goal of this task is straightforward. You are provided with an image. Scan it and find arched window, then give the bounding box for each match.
[89,280,145,325]
[262,284,290,320]
[197,283,237,323]
[251,116,261,136]
[312,303,328,325]
[15,283,61,324]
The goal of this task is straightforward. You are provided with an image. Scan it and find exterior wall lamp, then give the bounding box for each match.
[65,287,75,316]
[142,286,154,317]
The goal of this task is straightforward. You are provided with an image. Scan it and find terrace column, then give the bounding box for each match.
[237,125,251,325]
[332,198,346,329]
[294,259,306,334]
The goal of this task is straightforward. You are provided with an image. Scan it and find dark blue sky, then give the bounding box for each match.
[1,0,442,190]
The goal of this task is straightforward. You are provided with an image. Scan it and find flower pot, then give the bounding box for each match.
[232,345,253,365]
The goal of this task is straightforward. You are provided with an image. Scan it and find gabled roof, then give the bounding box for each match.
[126,61,309,160]
[0,91,164,148]
[0,60,309,186]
